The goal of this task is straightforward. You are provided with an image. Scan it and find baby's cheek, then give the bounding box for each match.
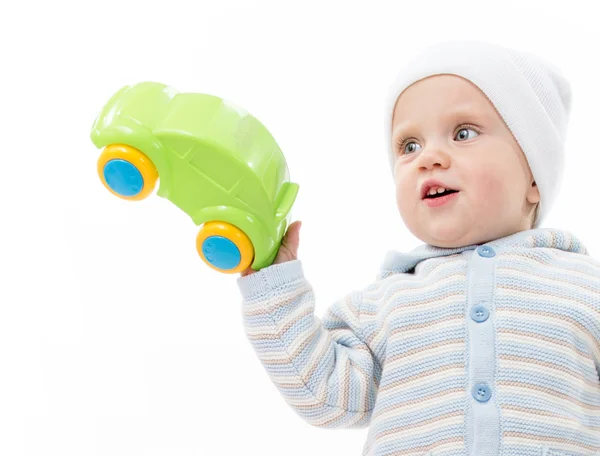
[471,170,510,209]
[394,182,415,224]
[395,179,413,207]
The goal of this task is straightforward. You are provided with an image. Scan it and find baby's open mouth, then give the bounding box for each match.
[423,189,460,199]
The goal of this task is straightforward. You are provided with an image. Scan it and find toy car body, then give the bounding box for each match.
[90,81,299,273]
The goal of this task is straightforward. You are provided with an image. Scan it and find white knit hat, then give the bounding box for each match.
[383,40,572,228]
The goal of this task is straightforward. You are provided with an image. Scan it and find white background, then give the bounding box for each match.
[1,1,599,455]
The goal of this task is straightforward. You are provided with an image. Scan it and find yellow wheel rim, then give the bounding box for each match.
[196,221,255,274]
[97,144,158,201]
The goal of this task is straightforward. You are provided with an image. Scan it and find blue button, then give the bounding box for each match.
[470,305,489,322]
[477,245,496,258]
[472,383,492,402]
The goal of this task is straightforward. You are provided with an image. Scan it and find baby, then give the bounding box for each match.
[236,40,600,456]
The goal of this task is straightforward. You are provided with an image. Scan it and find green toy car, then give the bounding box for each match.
[90,81,299,274]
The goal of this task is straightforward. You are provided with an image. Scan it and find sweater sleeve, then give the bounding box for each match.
[236,259,381,429]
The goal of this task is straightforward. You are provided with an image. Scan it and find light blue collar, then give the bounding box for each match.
[379,228,588,277]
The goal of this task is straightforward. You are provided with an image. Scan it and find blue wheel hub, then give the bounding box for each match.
[103,159,144,197]
[202,236,241,270]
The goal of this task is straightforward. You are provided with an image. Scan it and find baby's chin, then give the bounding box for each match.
[413,221,480,249]
[423,238,473,249]
[399,205,495,248]
[421,235,474,249]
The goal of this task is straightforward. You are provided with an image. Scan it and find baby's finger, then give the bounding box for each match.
[281,221,302,257]
[239,267,256,277]
[285,220,301,243]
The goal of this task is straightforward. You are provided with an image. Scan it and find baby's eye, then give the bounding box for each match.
[404,142,421,155]
[455,127,479,141]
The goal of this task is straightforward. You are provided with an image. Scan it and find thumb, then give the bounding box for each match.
[282,220,302,257]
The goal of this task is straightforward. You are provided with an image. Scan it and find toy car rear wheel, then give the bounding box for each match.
[196,221,255,274]
[97,144,158,200]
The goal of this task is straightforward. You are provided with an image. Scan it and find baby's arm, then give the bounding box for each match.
[237,259,380,429]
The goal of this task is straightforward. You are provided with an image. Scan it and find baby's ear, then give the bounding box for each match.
[527,180,540,204]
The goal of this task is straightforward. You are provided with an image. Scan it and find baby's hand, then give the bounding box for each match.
[239,220,302,277]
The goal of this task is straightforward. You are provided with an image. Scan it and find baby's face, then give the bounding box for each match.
[391,74,540,248]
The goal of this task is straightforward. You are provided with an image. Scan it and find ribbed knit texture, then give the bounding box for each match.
[237,228,600,456]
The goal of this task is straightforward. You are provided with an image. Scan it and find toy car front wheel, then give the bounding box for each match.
[97,144,158,200]
[196,221,255,274]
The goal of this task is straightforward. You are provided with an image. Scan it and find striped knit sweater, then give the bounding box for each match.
[236,228,600,456]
